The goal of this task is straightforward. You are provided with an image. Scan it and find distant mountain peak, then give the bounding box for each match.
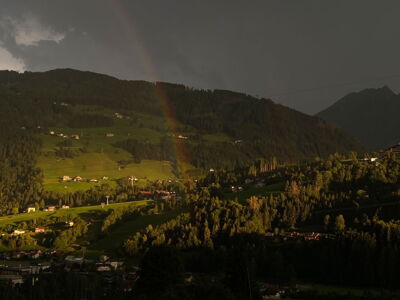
[317,85,400,151]
[332,86,396,106]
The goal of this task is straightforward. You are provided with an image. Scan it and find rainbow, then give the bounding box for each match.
[110,0,191,180]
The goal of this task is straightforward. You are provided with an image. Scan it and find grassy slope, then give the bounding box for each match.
[38,153,174,192]
[0,201,149,227]
[0,201,179,256]
[37,106,174,191]
[36,105,231,192]
[89,210,183,255]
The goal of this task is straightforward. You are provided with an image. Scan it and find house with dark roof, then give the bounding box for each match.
[385,143,400,155]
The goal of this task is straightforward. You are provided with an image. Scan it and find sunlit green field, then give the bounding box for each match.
[37,152,175,192]
[0,200,150,227]
[35,105,176,192]
[35,105,229,192]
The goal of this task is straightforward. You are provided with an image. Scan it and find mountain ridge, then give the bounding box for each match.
[0,68,363,170]
[317,86,400,150]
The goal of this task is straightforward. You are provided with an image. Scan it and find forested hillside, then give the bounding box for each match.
[317,86,400,151]
[0,68,361,167]
[3,150,400,299]
[0,68,363,212]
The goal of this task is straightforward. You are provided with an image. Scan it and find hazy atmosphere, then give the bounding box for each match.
[1,0,400,113]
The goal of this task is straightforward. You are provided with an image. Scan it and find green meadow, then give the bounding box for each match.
[35,105,232,192]
[0,200,149,228]
[37,153,175,192]
[36,108,176,192]
[0,200,163,255]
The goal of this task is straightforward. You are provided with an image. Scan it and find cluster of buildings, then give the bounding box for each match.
[0,250,56,261]
[9,227,46,236]
[61,175,108,183]
[49,131,81,140]
[230,185,244,192]
[0,254,129,287]
[0,253,219,294]
[48,130,117,139]
[0,249,290,295]
[64,255,124,272]
[59,255,139,291]
[170,133,189,140]
[113,112,130,120]
[227,179,265,194]
[357,143,400,165]
[263,231,322,242]
[177,134,189,140]
[26,205,70,214]
[0,262,52,285]
[10,222,73,236]
[137,190,176,201]
[7,220,76,239]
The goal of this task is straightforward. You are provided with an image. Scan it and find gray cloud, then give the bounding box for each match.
[0,46,25,71]
[0,0,399,113]
[9,14,65,46]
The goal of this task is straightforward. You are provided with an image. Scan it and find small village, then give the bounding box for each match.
[48,130,116,140]
[60,175,109,184]
[0,255,286,296]
[0,229,318,298]
[0,252,136,291]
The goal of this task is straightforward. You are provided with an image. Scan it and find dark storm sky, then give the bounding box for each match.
[0,0,400,114]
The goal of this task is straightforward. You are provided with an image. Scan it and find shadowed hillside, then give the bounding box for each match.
[317,86,400,151]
